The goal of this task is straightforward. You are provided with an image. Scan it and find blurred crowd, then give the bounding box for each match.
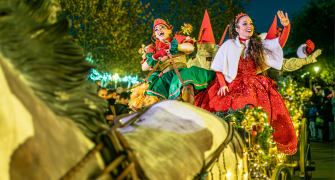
[304,84,335,142]
[97,85,131,125]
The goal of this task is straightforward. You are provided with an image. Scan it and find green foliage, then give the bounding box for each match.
[320,67,335,85]
[278,76,313,119]
[58,0,248,76]
[215,105,276,179]
[215,105,274,152]
[287,0,334,66]
[58,0,154,76]
[255,124,274,153]
[283,0,334,87]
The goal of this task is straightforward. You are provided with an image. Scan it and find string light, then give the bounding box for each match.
[85,52,94,63]
[243,173,248,180]
[226,170,232,179]
[211,76,312,179]
[238,160,242,169]
[87,68,139,87]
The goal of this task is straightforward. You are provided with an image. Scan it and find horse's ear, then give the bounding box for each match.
[36,18,70,41]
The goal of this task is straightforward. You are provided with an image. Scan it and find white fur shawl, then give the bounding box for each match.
[211,37,283,83]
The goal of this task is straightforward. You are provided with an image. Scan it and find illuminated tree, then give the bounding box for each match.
[58,0,153,75]
[288,0,334,62]
[284,0,334,86]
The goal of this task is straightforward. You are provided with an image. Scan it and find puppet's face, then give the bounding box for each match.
[235,16,254,39]
[154,24,171,41]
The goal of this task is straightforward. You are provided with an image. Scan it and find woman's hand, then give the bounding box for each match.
[217,86,229,96]
[277,11,290,26]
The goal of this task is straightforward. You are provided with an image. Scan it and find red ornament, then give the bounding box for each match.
[305,39,315,54]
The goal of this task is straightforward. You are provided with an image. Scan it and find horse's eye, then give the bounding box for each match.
[0,9,11,17]
[0,8,12,18]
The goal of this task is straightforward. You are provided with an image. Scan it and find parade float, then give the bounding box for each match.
[0,0,320,179]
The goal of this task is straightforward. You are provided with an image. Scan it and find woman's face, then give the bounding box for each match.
[154,24,171,41]
[235,16,254,39]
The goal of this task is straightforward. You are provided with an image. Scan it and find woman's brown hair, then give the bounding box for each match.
[230,15,270,74]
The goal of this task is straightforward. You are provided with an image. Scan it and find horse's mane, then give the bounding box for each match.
[0,0,108,139]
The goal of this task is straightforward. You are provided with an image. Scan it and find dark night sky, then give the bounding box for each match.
[245,0,310,33]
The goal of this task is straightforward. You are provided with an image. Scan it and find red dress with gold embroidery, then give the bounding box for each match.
[195,56,297,155]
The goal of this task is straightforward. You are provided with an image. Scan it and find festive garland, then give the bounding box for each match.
[212,76,313,179]
[278,76,313,138]
[215,106,276,179]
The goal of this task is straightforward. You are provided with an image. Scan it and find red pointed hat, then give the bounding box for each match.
[198,10,216,44]
[153,19,173,32]
[265,15,278,40]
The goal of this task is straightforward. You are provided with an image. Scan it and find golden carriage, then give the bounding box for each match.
[60,96,314,180]
[0,0,316,179]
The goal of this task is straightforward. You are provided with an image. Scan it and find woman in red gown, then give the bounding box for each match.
[195,11,297,155]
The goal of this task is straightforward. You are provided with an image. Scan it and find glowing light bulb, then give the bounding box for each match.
[112,73,119,81]
[238,160,242,169]
[243,173,248,179]
[226,170,232,179]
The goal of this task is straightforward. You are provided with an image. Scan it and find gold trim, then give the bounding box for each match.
[159,54,187,72]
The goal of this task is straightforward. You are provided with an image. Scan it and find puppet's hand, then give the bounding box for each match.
[306,49,321,64]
